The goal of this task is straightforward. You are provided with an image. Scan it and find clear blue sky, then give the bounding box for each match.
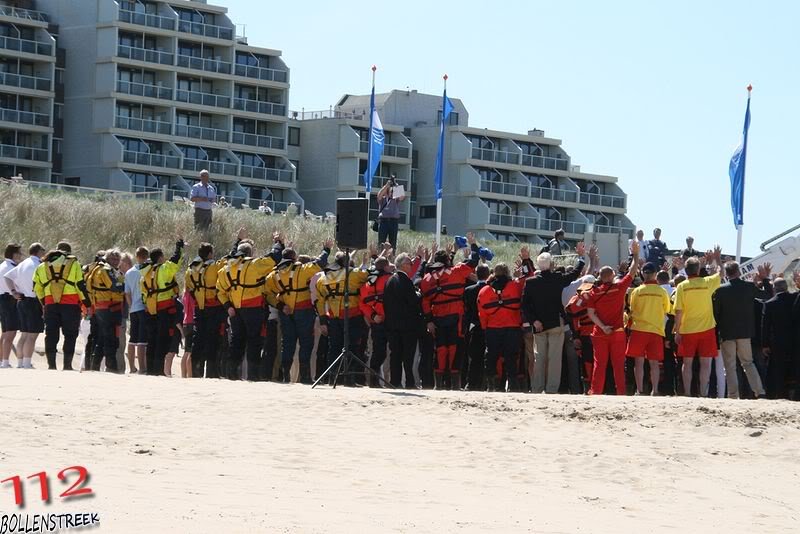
[226,0,797,257]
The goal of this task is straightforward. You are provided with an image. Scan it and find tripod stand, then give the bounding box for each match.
[312,248,394,389]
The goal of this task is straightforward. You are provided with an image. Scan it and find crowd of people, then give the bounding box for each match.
[0,225,798,400]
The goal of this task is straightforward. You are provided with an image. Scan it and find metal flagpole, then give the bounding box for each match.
[735,84,751,263]
[366,65,376,218]
[435,74,448,248]
[736,225,743,264]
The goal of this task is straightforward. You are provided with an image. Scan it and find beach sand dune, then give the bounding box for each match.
[2,366,799,533]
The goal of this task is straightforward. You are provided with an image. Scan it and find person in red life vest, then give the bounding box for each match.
[478,262,525,392]
[584,240,640,395]
[565,275,597,392]
[360,256,392,385]
[420,232,481,390]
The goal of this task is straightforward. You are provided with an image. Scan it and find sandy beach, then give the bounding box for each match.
[1,353,799,534]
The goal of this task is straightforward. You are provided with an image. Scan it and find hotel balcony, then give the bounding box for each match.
[118,9,176,31]
[176,54,231,75]
[0,71,51,92]
[117,44,174,66]
[0,107,50,128]
[122,149,180,169]
[232,131,284,150]
[177,18,233,41]
[174,123,229,143]
[239,163,293,183]
[175,87,230,109]
[0,35,53,56]
[0,5,48,24]
[358,140,410,159]
[114,115,172,135]
[0,143,48,162]
[233,62,288,84]
[116,79,173,100]
[232,97,285,117]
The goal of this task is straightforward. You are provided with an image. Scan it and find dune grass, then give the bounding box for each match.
[0,183,537,266]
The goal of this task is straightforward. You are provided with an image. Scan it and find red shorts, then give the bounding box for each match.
[677,328,718,358]
[626,330,664,361]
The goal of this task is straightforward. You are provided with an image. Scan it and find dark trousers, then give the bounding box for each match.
[466,327,486,390]
[261,318,278,381]
[388,328,417,388]
[368,323,389,372]
[194,208,212,231]
[93,309,121,373]
[229,307,265,381]
[766,350,790,399]
[418,326,435,388]
[561,330,583,394]
[146,308,176,376]
[279,308,316,366]
[485,327,522,384]
[193,305,226,378]
[378,218,399,250]
[44,303,81,370]
[84,313,98,366]
[315,333,329,380]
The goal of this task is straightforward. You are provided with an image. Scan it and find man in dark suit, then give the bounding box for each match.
[761,278,795,399]
[383,253,422,389]
[712,261,773,398]
[462,264,490,391]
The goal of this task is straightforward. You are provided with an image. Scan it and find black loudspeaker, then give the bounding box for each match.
[335,197,369,250]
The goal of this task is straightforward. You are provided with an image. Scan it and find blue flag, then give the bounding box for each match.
[729,92,751,227]
[363,86,384,194]
[434,90,454,200]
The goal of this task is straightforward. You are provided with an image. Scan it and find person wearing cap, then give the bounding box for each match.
[626,262,671,395]
[584,241,640,395]
[264,238,331,383]
[420,233,481,390]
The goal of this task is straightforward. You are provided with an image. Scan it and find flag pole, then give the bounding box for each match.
[366,65,376,219]
[435,74,448,248]
[735,83,751,264]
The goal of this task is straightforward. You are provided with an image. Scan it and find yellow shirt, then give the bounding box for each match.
[629,282,671,336]
[673,273,721,334]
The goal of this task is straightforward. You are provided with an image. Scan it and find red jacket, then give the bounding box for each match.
[421,262,476,320]
[358,271,390,321]
[478,278,524,329]
[566,283,596,337]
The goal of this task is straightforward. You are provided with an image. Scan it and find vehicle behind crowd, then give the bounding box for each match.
[1,226,799,401]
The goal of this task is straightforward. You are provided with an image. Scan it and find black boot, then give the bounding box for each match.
[507,376,518,393]
[299,363,312,385]
[485,374,496,392]
[450,372,462,391]
[46,352,57,370]
[434,373,444,390]
[63,353,74,371]
[281,363,292,383]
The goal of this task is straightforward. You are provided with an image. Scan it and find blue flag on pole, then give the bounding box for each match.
[729,90,751,227]
[434,90,454,200]
[363,86,384,194]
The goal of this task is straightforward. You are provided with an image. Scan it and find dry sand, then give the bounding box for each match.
[2,355,799,533]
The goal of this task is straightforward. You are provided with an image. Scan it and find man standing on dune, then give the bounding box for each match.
[190,170,216,232]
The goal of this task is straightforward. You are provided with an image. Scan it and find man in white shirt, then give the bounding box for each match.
[190,169,216,231]
[4,243,46,368]
[629,229,647,263]
[0,243,23,368]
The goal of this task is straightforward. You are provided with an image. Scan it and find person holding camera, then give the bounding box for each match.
[376,174,405,250]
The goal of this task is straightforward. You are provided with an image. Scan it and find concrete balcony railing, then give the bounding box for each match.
[480,179,529,197]
[116,79,173,100]
[182,157,237,176]
[0,71,51,91]
[0,35,53,56]
[0,107,50,127]
[177,54,231,74]
[530,185,578,203]
[593,224,634,237]
[539,218,586,234]
[488,213,586,235]
[233,98,285,117]
[0,5,48,23]
[472,146,520,165]
[122,150,180,169]
[0,143,48,161]
[233,63,288,84]
[359,174,410,189]
[175,88,231,108]
[174,123,229,142]
[115,115,172,135]
[521,153,569,171]
[232,131,284,150]
[240,164,293,183]
[579,191,626,209]
[118,9,176,30]
[359,140,410,159]
[177,19,233,40]
[249,199,293,212]
[118,44,174,66]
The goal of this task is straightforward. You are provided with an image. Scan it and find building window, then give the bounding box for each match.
[437,110,459,126]
[419,205,436,219]
[288,127,300,146]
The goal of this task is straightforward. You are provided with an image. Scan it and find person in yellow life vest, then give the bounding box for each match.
[265,237,332,383]
[86,249,125,373]
[185,229,245,379]
[82,250,106,368]
[33,241,91,371]
[140,239,185,377]
[216,231,284,381]
[315,251,370,385]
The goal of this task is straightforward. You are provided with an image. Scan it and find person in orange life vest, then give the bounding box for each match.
[86,249,125,373]
[565,275,597,391]
[216,233,284,381]
[478,262,526,392]
[265,237,332,384]
[420,232,481,390]
[626,262,671,396]
[672,246,722,397]
[584,240,640,395]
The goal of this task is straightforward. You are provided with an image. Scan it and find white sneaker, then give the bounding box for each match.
[0,361,9,368]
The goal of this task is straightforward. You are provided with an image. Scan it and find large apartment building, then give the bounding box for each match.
[36,0,301,211]
[293,90,635,249]
[0,0,63,183]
